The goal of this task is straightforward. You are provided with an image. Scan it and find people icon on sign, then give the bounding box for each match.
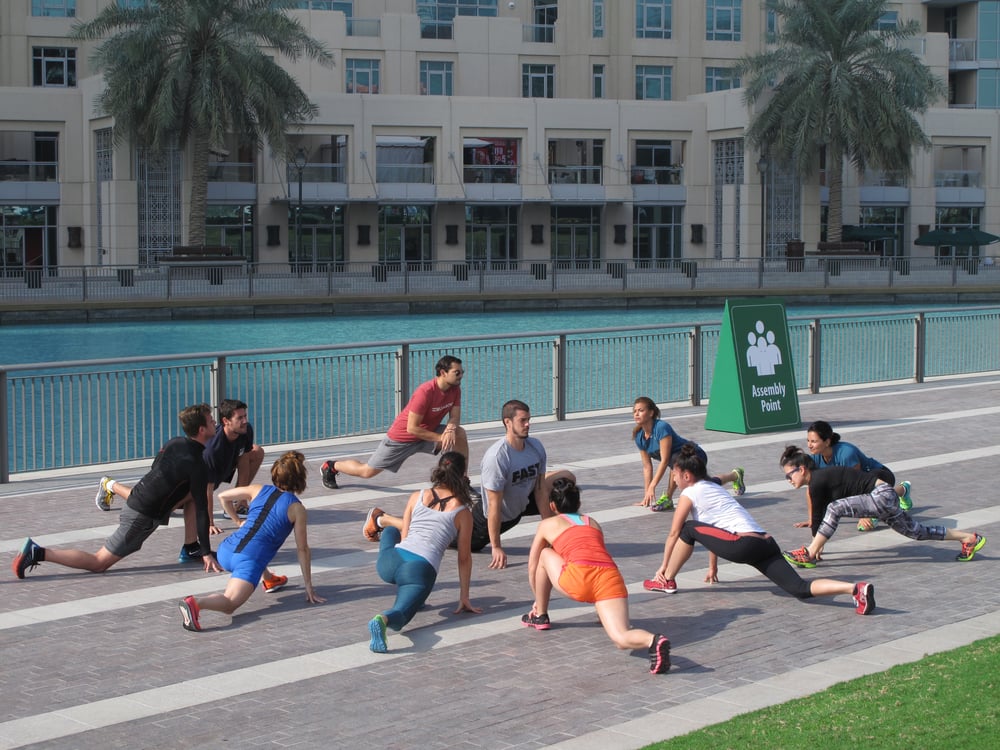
[746,320,782,376]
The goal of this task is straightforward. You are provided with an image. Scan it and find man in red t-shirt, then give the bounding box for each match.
[321,355,468,491]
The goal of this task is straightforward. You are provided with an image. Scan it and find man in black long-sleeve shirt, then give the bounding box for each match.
[12,404,224,578]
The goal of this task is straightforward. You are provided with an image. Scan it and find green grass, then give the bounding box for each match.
[645,634,999,750]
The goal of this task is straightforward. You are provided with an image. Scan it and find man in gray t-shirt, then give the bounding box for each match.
[471,399,575,569]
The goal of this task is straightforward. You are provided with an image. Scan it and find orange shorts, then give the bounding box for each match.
[558,562,628,603]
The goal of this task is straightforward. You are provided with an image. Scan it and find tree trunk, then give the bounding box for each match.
[826,144,844,244]
[187,129,210,246]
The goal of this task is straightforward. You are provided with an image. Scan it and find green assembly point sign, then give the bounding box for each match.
[705,298,800,434]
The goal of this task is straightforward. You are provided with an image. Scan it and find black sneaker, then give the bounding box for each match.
[649,634,671,674]
[12,537,42,579]
[521,612,551,630]
[321,460,339,490]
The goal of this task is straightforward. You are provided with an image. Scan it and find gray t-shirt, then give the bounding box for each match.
[479,436,547,522]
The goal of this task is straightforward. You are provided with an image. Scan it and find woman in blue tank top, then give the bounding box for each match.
[363,451,480,653]
[177,451,324,631]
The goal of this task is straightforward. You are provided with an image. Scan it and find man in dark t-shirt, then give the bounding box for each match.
[203,399,264,533]
[13,404,224,579]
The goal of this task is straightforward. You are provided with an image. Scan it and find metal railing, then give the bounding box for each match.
[2,307,998,481]
[1,256,997,306]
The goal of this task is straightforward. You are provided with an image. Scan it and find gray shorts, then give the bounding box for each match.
[104,504,161,558]
[367,426,445,472]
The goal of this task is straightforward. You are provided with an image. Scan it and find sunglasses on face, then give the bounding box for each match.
[784,466,803,482]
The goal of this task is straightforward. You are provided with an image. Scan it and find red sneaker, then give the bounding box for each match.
[643,578,677,594]
[179,596,201,631]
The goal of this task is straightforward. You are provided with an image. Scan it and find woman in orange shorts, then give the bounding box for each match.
[522,477,671,674]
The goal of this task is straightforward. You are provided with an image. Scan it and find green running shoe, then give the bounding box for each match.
[651,494,674,512]
[957,534,986,562]
[731,467,746,496]
[899,480,913,511]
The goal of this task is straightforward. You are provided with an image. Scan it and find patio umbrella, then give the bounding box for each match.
[915,227,1000,246]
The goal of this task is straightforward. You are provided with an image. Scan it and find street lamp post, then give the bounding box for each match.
[293,147,307,270]
[757,154,768,260]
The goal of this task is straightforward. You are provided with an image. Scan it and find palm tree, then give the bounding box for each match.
[72,0,333,247]
[738,0,945,243]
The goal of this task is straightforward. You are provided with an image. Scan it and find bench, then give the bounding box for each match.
[160,245,246,285]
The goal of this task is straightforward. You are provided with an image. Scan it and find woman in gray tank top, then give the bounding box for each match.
[364,451,481,653]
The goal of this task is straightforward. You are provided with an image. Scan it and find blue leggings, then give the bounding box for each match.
[376,527,438,631]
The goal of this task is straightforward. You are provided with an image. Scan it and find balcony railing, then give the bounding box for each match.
[549,165,602,185]
[935,170,981,188]
[463,165,519,184]
[376,164,434,183]
[950,38,976,62]
[208,162,255,182]
[346,17,380,36]
[630,166,683,185]
[0,160,58,181]
[285,162,346,183]
[861,169,906,187]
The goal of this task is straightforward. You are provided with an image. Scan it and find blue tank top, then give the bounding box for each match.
[220,485,298,563]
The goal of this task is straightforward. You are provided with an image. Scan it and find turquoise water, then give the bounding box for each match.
[0,302,971,366]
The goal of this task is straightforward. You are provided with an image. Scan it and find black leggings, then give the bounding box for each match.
[679,520,813,599]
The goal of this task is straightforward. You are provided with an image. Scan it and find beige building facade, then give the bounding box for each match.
[1,0,998,276]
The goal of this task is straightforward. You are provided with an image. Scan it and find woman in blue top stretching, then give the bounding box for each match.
[178,451,324,631]
[806,420,911,532]
[364,451,481,653]
[632,396,745,510]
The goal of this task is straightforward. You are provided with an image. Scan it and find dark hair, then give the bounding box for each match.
[178,403,212,437]
[806,420,840,446]
[430,451,472,507]
[501,399,530,424]
[435,355,463,376]
[780,445,816,470]
[218,398,248,422]
[673,444,709,480]
[271,451,307,494]
[549,477,581,514]
[631,396,661,439]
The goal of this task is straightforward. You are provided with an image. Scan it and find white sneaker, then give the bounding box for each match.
[95,476,114,511]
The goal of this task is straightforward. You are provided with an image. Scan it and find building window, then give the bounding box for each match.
[523,64,555,98]
[288,204,344,269]
[552,205,601,267]
[633,139,683,184]
[765,4,777,42]
[706,0,741,42]
[875,11,898,31]
[379,205,433,267]
[376,136,434,183]
[593,64,606,98]
[117,0,153,7]
[32,47,76,87]
[934,207,983,260]
[466,205,519,266]
[980,2,1000,61]
[420,61,453,95]
[32,0,75,16]
[463,138,519,183]
[636,65,671,100]
[634,205,682,264]
[977,69,1000,107]
[292,1,353,10]
[346,59,379,93]
[532,1,557,43]
[858,207,904,258]
[705,66,740,92]
[593,0,605,38]
[417,0,498,40]
[636,0,672,39]
[206,205,255,260]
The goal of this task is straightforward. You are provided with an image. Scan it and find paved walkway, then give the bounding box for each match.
[2,375,998,749]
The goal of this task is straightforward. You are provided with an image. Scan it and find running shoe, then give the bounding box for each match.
[648,634,671,674]
[651,494,674,512]
[643,578,677,594]
[957,533,987,562]
[363,507,385,542]
[368,614,388,653]
[520,612,551,630]
[853,582,876,615]
[899,481,913,511]
[731,467,746,496]
[179,596,202,631]
[857,518,879,532]
[782,546,817,568]
[262,574,288,593]
[320,460,339,490]
[94,476,114,511]
[178,545,204,564]
[12,537,42,579]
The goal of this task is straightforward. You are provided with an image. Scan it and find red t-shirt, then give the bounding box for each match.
[385,378,461,443]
